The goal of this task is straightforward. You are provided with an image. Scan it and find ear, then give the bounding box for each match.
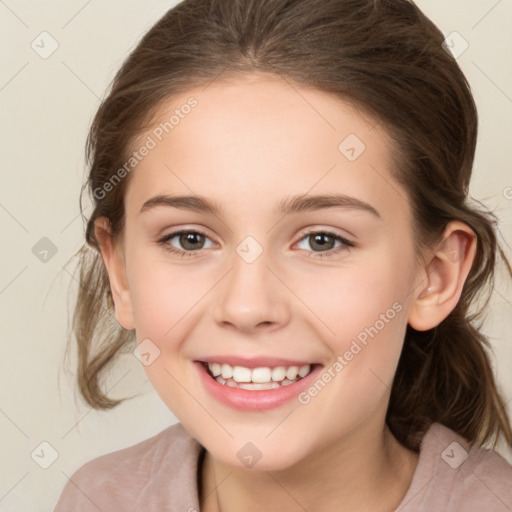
[408,221,477,331]
[94,217,135,330]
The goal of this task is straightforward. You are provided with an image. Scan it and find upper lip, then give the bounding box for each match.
[196,356,320,368]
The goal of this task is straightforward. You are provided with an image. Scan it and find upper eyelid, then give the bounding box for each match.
[159,228,216,244]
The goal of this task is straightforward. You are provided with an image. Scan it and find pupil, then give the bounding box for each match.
[312,234,333,251]
[182,232,203,249]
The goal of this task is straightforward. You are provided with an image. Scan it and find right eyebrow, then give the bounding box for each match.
[139,195,224,216]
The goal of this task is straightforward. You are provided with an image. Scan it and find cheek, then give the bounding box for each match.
[302,244,413,382]
[309,251,409,337]
[296,270,410,429]
[125,255,214,399]
[127,255,209,340]
[125,259,203,411]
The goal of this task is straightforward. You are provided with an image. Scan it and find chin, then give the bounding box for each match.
[209,441,307,473]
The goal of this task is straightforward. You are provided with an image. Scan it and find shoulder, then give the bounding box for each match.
[449,428,512,509]
[400,422,512,511]
[54,422,203,512]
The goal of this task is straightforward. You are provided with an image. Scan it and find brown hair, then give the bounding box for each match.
[67,0,512,451]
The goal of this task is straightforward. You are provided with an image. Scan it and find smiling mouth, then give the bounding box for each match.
[199,361,321,390]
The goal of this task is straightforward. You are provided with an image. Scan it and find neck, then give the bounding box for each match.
[199,420,418,512]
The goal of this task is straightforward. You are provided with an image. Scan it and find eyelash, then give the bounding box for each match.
[157,229,355,259]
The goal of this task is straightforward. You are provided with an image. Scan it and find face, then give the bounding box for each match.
[105,72,425,471]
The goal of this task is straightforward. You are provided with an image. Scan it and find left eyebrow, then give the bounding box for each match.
[138,193,381,219]
[276,193,381,218]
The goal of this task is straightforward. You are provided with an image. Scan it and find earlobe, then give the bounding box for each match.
[94,217,135,331]
[407,221,477,331]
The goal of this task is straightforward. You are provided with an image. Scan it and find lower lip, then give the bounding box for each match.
[194,361,323,411]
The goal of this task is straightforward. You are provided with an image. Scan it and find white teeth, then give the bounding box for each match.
[238,381,281,390]
[209,363,222,377]
[217,377,298,389]
[206,362,312,385]
[271,366,287,381]
[298,365,311,378]
[251,367,272,383]
[286,366,299,380]
[221,364,233,379]
[232,366,252,383]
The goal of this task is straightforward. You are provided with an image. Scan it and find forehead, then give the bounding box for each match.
[124,73,409,223]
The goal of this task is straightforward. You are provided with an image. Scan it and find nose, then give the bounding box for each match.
[213,248,290,335]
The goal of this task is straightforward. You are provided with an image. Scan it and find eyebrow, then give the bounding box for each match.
[139,193,381,218]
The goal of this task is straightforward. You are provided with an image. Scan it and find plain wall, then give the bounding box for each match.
[0,1,511,510]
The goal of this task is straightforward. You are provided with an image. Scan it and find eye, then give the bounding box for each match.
[157,228,355,259]
[157,229,214,257]
[295,230,355,258]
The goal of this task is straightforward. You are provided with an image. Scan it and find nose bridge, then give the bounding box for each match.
[213,238,289,332]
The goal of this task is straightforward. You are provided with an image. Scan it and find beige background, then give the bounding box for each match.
[0,1,511,510]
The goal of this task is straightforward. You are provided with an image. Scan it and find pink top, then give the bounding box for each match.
[54,421,512,511]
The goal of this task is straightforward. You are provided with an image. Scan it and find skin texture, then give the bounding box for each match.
[95,72,477,511]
